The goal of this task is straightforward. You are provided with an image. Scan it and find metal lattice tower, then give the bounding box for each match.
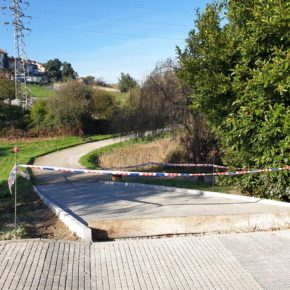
[12,0,32,109]
[1,0,32,109]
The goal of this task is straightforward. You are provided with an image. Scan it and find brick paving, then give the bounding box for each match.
[1,231,290,289]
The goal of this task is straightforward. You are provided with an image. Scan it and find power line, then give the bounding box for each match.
[1,24,185,42]
[34,25,185,41]
[114,4,193,14]
[29,9,191,28]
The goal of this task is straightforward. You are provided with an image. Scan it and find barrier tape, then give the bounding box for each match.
[102,162,235,170]
[19,164,290,177]
[8,165,30,194]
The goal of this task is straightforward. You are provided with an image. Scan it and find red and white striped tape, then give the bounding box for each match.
[19,164,290,177]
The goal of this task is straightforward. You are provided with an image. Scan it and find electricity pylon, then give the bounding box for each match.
[1,0,32,109]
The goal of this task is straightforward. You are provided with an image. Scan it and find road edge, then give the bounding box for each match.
[33,186,92,242]
[99,181,290,208]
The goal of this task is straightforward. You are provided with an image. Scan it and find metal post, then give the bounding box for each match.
[14,148,18,238]
[212,158,215,191]
[13,146,19,238]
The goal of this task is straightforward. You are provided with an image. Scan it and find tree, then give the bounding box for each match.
[0,73,15,102]
[45,59,62,82]
[30,99,51,129]
[0,104,26,133]
[49,81,94,134]
[62,62,76,80]
[118,72,137,92]
[93,90,117,119]
[177,0,290,199]
[82,76,96,85]
[136,60,216,164]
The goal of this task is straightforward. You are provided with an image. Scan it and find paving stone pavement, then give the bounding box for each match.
[0,231,290,290]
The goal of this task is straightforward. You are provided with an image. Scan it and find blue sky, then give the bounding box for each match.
[0,0,210,83]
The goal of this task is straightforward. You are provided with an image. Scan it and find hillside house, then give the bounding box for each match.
[0,49,47,83]
[0,49,7,70]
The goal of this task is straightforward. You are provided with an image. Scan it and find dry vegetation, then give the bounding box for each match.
[99,138,179,169]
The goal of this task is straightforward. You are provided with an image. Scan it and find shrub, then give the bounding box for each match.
[177,0,290,199]
[0,104,28,134]
[48,81,94,135]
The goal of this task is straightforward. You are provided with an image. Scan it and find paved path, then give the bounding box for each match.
[33,137,290,238]
[1,231,290,289]
[37,179,290,221]
[34,136,130,169]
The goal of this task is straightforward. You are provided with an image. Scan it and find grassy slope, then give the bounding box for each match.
[0,134,113,239]
[80,138,149,169]
[108,91,129,105]
[80,137,237,193]
[29,84,129,104]
[0,134,112,198]
[29,84,55,98]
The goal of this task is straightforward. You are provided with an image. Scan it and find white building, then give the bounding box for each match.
[0,49,47,83]
[0,49,6,70]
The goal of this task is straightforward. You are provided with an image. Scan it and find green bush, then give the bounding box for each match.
[0,104,29,134]
[177,0,290,199]
[93,89,117,119]
[0,78,15,102]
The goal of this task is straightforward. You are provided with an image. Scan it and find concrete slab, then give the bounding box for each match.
[2,231,290,289]
[36,173,290,239]
[34,186,92,241]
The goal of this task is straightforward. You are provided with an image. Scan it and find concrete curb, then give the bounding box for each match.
[88,181,290,238]
[99,181,290,208]
[33,186,92,241]
[89,212,290,239]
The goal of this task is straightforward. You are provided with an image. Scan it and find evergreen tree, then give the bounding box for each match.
[177,0,290,199]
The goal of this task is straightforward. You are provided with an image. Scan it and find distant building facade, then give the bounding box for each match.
[0,49,7,70]
[0,48,47,83]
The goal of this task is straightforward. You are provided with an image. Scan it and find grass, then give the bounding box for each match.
[121,177,238,194]
[0,134,113,240]
[0,225,27,240]
[28,84,55,98]
[79,135,176,170]
[108,91,129,105]
[0,134,113,198]
[80,135,238,194]
[29,84,129,103]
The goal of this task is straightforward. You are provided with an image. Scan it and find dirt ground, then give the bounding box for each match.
[1,136,129,241]
[24,200,78,241]
[0,190,78,241]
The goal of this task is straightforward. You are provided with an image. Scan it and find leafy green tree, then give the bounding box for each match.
[93,90,117,119]
[0,104,27,132]
[177,0,290,199]
[45,59,62,82]
[82,76,96,85]
[62,62,76,80]
[48,81,94,134]
[0,74,15,101]
[30,99,52,130]
[118,72,137,92]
